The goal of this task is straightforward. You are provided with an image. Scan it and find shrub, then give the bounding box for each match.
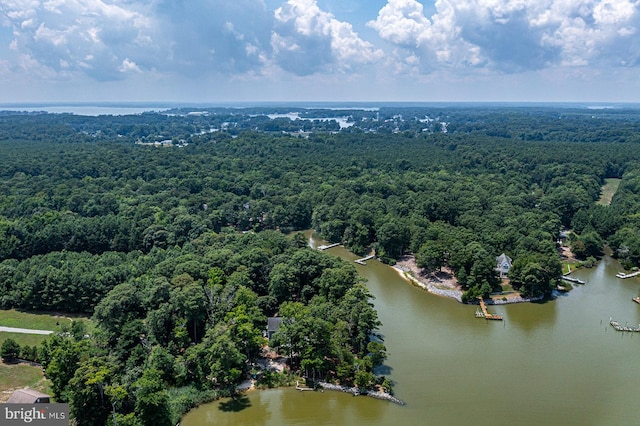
[166,386,219,425]
[1,338,20,362]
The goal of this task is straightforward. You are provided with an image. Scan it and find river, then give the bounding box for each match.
[182,235,640,425]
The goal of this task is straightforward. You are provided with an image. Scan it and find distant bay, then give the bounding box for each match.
[3,102,640,118]
[0,104,170,116]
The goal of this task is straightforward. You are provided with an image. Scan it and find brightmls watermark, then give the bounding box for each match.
[2,404,68,425]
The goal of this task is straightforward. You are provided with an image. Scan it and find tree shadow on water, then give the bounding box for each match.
[375,364,393,375]
[219,395,252,412]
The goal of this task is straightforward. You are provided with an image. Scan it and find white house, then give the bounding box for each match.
[496,253,513,278]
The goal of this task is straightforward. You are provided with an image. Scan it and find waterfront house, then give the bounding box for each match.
[266,317,283,340]
[496,253,512,278]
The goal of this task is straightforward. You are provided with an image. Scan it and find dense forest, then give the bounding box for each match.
[2,105,640,424]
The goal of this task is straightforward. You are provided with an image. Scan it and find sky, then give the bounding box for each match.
[1,0,639,104]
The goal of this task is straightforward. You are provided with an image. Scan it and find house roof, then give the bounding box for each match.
[267,317,283,332]
[6,388,50,404]
[496,253,512,265]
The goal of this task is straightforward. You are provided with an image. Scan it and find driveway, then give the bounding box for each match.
[0,326,53,335]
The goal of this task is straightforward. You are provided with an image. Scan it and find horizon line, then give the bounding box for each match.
[2,100,640,108]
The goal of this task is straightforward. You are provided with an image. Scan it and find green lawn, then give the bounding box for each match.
[0,362,51,402]
[597,178,621,206]
[500,282,515,293]
[0,309,90,331]
[0,309,93,347]
[0,310,80,401]
[0,332,48,348]
[562,260,582,273]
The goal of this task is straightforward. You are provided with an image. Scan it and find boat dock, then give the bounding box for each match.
[318,243,341,251]
[355,255,376,265]
[561,275,586,284]
[616,271,640,279]
[610,318,640,332]
[295,381,314,391]
[475,298,503,321]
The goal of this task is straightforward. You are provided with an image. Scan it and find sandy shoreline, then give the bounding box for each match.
[392,255,542,304]
[392,255,464,302]
[318,381,405,405]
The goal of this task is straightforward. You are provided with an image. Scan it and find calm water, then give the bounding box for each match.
[182,237,640,425]
[0,106,168,116]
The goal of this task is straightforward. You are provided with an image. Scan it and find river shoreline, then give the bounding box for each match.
[317,382,406,405]
[234,379,406,406]
[233,350,404,405]
[183,248,640,425]
[391,255,543,305]
[393,265,463,302]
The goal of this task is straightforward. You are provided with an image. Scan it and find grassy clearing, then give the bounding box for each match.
[597,178,621,206]
[0,309,90,331]
[0,309,93,347]
[0,310,63,400]
[500,282,515,293]
[0,332,48,348]
[562,261,582,274]
[0,362,51,402]
[489,282,521,301]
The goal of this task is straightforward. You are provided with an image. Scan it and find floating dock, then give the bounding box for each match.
[355,255,376,265]
[475,298,503,321]
[616,271,640,279]
[561,275,586,284]
[295,381,314,391]
[318,243,341,251]
[610,318,640,332]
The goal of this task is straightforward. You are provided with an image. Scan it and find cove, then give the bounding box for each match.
[182,235,640,425]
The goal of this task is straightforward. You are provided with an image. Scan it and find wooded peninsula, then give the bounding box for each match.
[2,104,640,424]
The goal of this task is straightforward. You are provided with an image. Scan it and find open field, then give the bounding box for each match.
[0,362,51,403]
[597,178,621,206]
[0,332,48,348]
[0,309,84,330]
[0,311,70,402]
[0,309,92,347]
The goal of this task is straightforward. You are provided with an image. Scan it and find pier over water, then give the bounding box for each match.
[475,297,503,320]
[318,243,341,251]
[183,234,640,426]
[355,255,376,265]
[616,270,640,279]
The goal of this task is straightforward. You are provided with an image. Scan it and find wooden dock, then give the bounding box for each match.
[561,275,586,284]
[318,243,341,251]
[475,298,503,321]
[295,381,314,391]
[355,255,376,265]
[616,270,640,279]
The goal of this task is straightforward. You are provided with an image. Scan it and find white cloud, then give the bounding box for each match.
[1,0,640,101]
[151,0,273,75]
[1,0,154,80]
[0,0,274,80]
[271,0,383,75]
[369,0,640,73]
[0,58,11,80]
[119,58,141,73]
[367,0,432,46]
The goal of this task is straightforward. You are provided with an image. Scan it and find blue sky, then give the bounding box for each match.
[0,0,639,103]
